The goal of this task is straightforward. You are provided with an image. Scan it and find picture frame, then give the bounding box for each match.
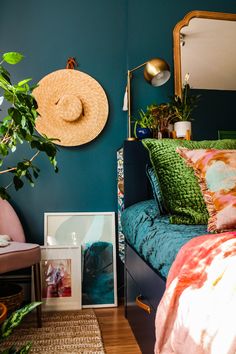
[44,212,117,308]
[40,246,81,311]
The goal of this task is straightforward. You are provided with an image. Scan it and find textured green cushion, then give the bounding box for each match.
[142,138,236,225]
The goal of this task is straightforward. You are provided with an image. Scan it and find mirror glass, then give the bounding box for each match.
[180,18,236,90]
[173,11,236,139]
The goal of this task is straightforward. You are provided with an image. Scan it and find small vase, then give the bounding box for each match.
[135,127,153,140]
[174,121,191,138]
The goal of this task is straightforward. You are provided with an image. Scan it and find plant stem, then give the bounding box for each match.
[0,167,16,174]
[0,151,40,175]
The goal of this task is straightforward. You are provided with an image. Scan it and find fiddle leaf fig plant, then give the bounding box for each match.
[0,51,58,200]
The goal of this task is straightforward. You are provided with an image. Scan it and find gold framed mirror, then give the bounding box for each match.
[173,11,236,96]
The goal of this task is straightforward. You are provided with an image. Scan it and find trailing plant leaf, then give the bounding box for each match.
[2,52,24,65]
[0,66,11,80]
[17,78,32,87]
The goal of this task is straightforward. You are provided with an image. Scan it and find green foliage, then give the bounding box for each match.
[0,51,58,199]
[133,103,176,137]
[2,52,24,65]
[146,103,177,130]
[0,302,42,354]
[134,109,154,128]
[133,109,154,138]
[168,75,200,122]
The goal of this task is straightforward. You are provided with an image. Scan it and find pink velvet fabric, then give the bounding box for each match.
[0,242,40,273]
[0,199,41,274]
[0,199,25,242]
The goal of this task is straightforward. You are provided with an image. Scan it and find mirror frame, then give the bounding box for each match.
[173,10,236,97]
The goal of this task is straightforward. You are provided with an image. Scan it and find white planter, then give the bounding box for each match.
[174,121,191,138]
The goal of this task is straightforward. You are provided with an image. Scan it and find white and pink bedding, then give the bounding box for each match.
[155,231,236,354]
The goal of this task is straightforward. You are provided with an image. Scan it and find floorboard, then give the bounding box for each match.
[95,303,142,354]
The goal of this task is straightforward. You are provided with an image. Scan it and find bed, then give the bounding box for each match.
[120,139,236,354]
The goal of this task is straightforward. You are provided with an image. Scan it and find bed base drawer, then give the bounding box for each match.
[125,243,166,310]
[126,272,156,354]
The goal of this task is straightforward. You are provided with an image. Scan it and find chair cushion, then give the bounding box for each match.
[0,242,40,273]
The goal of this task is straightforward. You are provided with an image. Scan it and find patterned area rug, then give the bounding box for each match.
[2,309,105,353]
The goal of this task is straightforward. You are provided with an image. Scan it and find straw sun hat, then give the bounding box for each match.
[33,69,109,146]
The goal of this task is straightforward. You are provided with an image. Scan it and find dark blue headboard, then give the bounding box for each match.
[123,140,152,209]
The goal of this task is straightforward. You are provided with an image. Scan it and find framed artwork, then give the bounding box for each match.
[40,246,81,311]
[44,212,117,308]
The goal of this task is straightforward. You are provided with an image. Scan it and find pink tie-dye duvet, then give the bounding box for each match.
[155,232,236,354]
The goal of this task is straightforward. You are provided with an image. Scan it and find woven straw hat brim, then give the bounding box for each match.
[33,69,109,146]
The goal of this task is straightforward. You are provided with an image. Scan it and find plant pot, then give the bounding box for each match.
[174,121,192,138]
[135,127,152,140]
[0,303,7,324]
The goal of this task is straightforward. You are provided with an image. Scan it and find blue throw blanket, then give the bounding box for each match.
[121,200,208,278]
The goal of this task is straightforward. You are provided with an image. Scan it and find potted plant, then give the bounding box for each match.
[168,73,200,138]
[146,103,177,139]
[0,51,58,199]
[133,109,153,139]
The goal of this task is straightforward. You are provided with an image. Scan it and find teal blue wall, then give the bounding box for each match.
[0,0,236,243]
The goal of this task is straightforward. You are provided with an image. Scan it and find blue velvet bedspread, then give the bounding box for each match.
[121,199,208,279]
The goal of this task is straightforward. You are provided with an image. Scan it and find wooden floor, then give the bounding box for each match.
[95,303,141,354]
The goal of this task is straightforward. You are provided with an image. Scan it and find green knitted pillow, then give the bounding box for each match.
[142,138,236,225]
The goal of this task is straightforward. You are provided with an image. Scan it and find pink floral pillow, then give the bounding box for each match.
[177,148,236,232]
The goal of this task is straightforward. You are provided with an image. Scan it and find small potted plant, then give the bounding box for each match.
[133,109,153,139]
[169,73,200,138]
[146,103,177,139]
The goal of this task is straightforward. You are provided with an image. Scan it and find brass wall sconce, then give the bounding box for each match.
[124,58,171,140]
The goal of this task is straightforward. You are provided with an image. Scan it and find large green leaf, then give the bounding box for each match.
[1,302,41,340]
[2,52,24,65]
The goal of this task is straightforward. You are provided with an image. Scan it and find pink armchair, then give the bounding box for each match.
[0,198,42,327]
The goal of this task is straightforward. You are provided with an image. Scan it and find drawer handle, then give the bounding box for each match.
[135,295,151,314]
